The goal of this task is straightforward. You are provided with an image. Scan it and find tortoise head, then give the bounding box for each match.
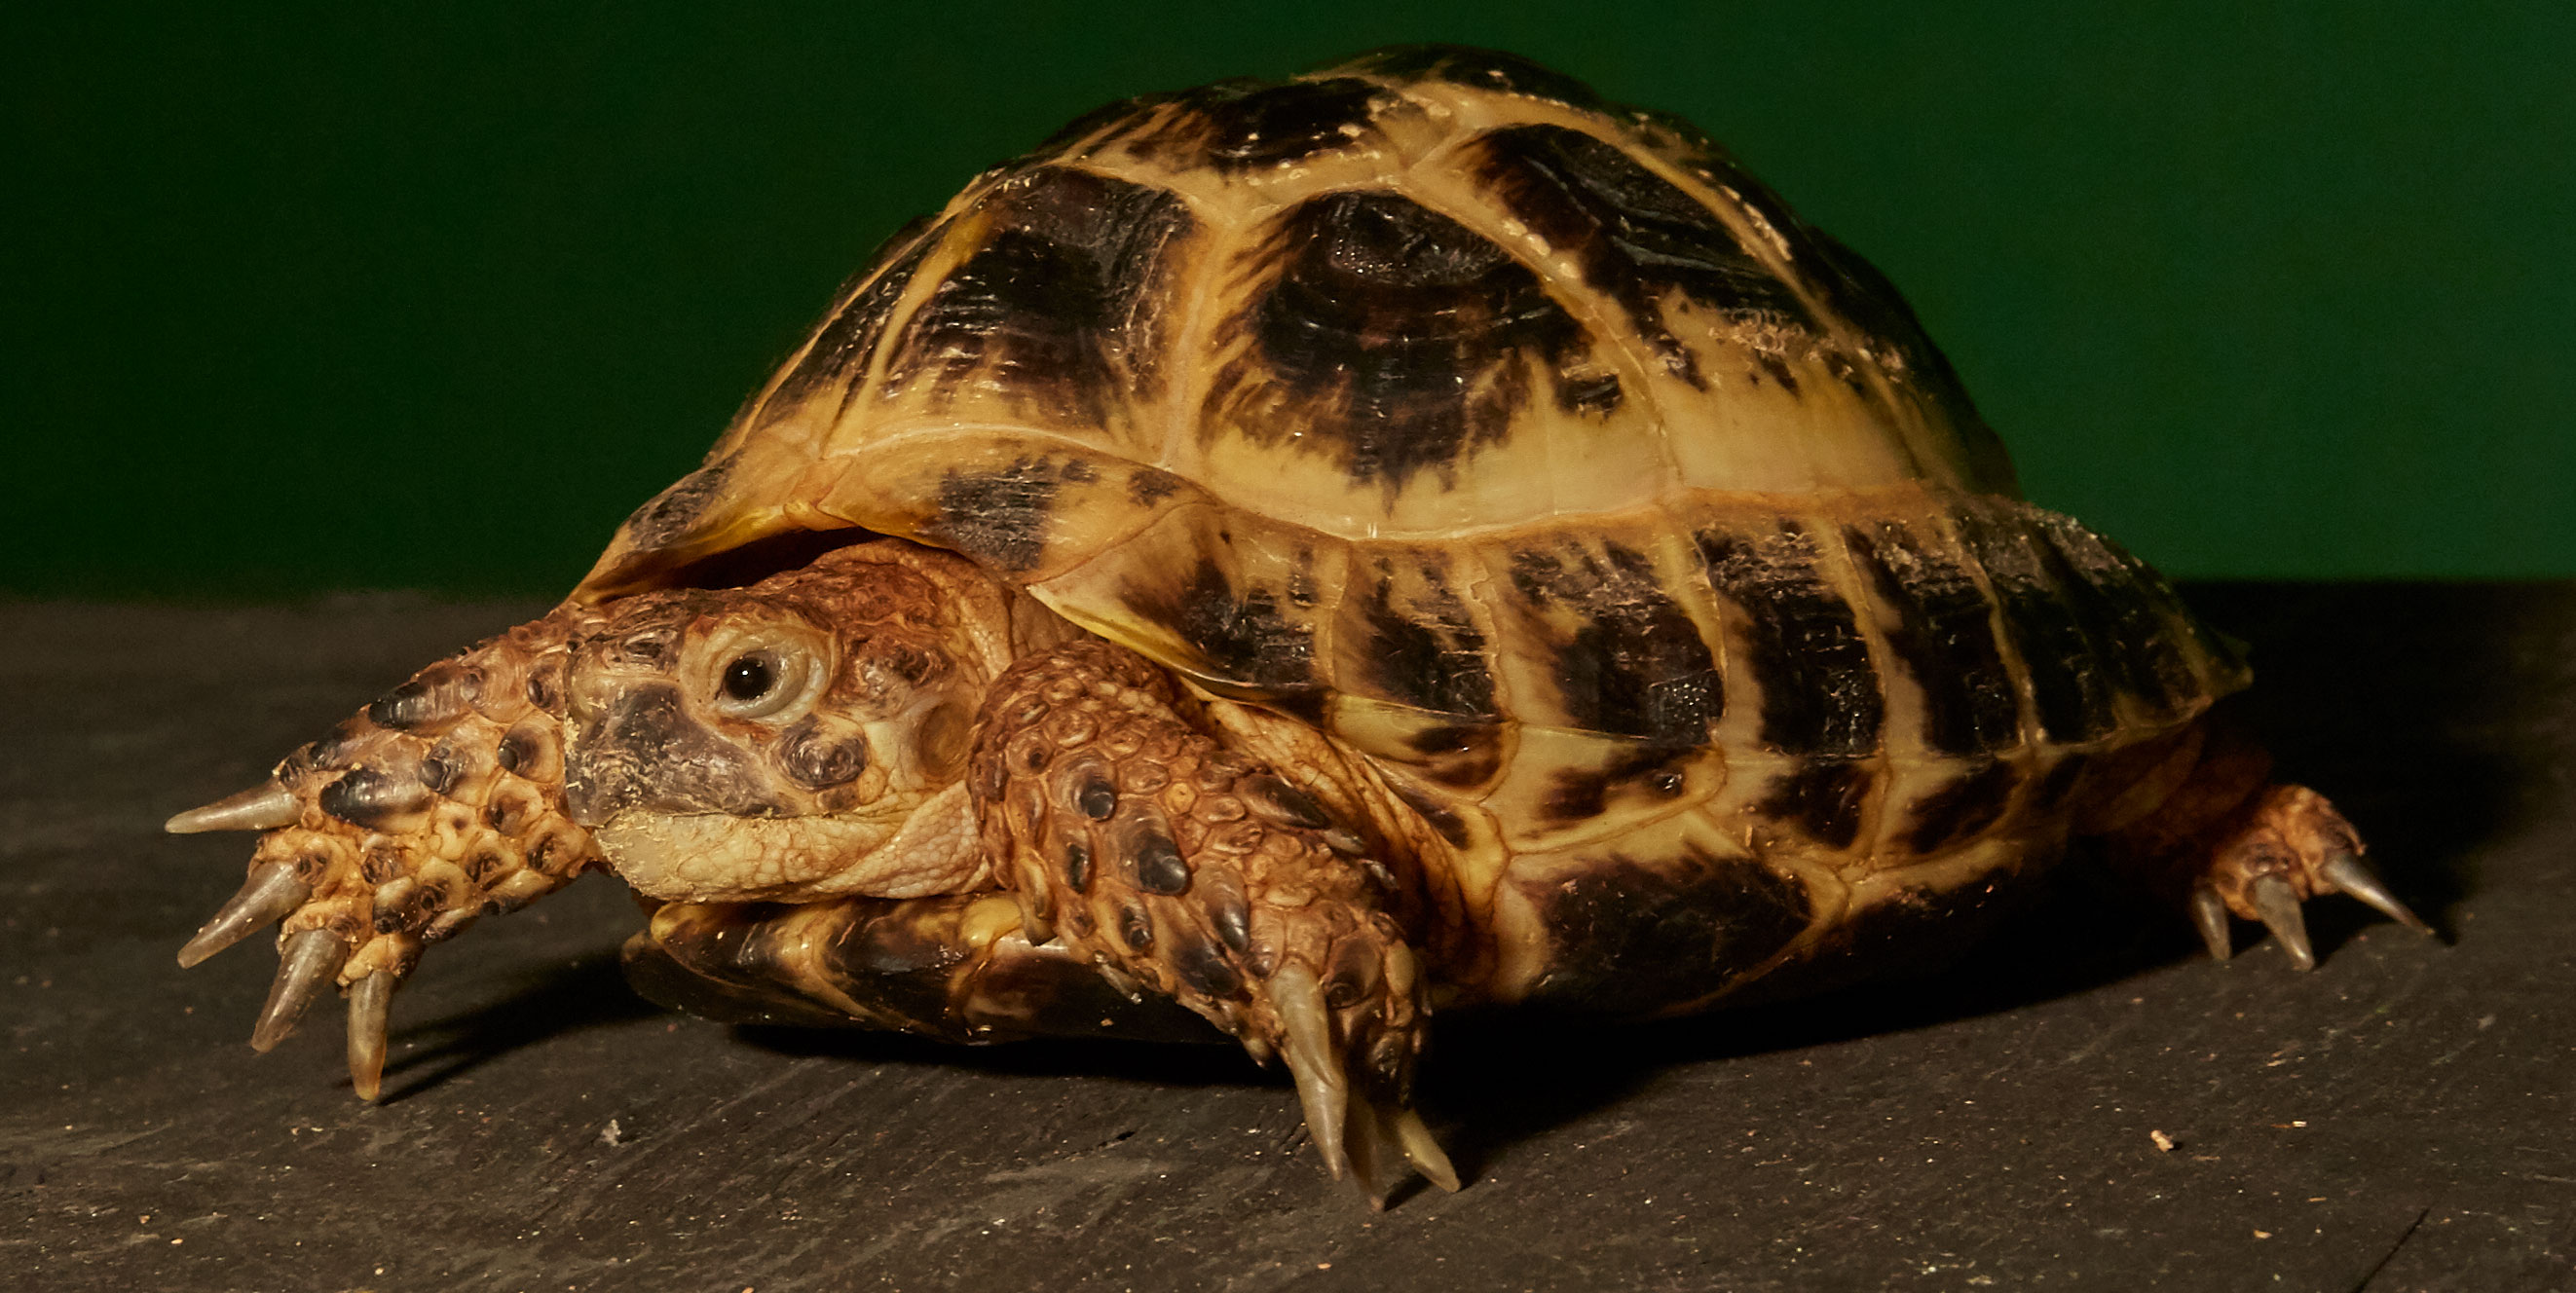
[557,541,1037,902]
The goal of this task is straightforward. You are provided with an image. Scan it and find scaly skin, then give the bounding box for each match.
[2097,714,2431,967]
[170,540,2421,1201]
[171,609,606,1095]
[972,638,1452,1196]
[170,543,1455,1197]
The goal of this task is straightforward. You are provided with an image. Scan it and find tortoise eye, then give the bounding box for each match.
[723,654,774,701]
[712,648,810,720]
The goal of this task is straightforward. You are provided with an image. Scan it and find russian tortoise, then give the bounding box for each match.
[168,46,2428,1201]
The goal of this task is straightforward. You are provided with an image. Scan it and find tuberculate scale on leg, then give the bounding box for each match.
[168,605,604,1089]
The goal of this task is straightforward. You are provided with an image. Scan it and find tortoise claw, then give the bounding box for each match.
[166,782,300,834]
[2187,884,2233,961]
[347,971,397,1100]
[251,929,349,1052]
[177,863,311,969]
[1388,1106,1461,1193]
[2320,850,2433,936]
[2247,874,2315,971]
[1274,967,1352,1183]
[1270,964,1455,1203]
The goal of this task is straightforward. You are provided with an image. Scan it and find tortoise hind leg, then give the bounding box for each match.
[973,639,1458,1202]
[2097,714,2434,967]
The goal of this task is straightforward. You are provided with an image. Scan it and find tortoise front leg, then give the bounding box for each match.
[168,607,602,1096]
[970,639,1458,1201]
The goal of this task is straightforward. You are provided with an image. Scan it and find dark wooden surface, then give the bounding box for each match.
[6,583,2572,1292]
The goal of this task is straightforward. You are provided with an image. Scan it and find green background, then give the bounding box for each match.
[7,2,2569,598]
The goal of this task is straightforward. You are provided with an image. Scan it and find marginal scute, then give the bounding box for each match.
[1341,554,1498,719]
[1520,844,1810,1016]
[1903,760,2021,855]
[1757,759,1874,850]
[1949,499,2119,744]
[920,457,1087,573]
[1695,518,1885,757]
[1499,536,1725,745]
[1842,515,2021,757]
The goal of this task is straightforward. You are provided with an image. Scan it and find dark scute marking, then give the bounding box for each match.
[1472,124,1814,388]
[1723,875,2027,1008]
[1386,779,1474,847]
[1357,566,1496,717]
[1401,721,1505,789]
[319,768,430,830]
[1558,371,1623,415]
[1623,107,1991,444]
[1130,829,1192,896]
[1078,776,1118,820]
[1541,744,1691,823]
[616,454,736,553]
[1174,939,1243,998]
[1950,504,2116,743]
[1127,467,1183,506]
[1151,556,1317,692]
[1118,904,1154,951]
[763,222,939,422]
[1064,840,1093,893]
[884,167,1194,422]
[819,905,976,1029]
[1209,191,1604,491]
[1512,542,1724,743]
[1331,44,1609,113]
[1905,760,2021,855]
[2028,516,2198,724]
[1695,522,1885,757]
[1758,759,1872,850]
[923,458,1074,573]
[1180,77,1386,172]
[776,719,868,791]
[1525,845,1810,1016]
[1842,519,2021,757]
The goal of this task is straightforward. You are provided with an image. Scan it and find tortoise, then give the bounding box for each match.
[167,45,2430,1201]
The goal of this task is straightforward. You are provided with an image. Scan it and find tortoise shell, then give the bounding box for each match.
[578,46,2245,1010]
